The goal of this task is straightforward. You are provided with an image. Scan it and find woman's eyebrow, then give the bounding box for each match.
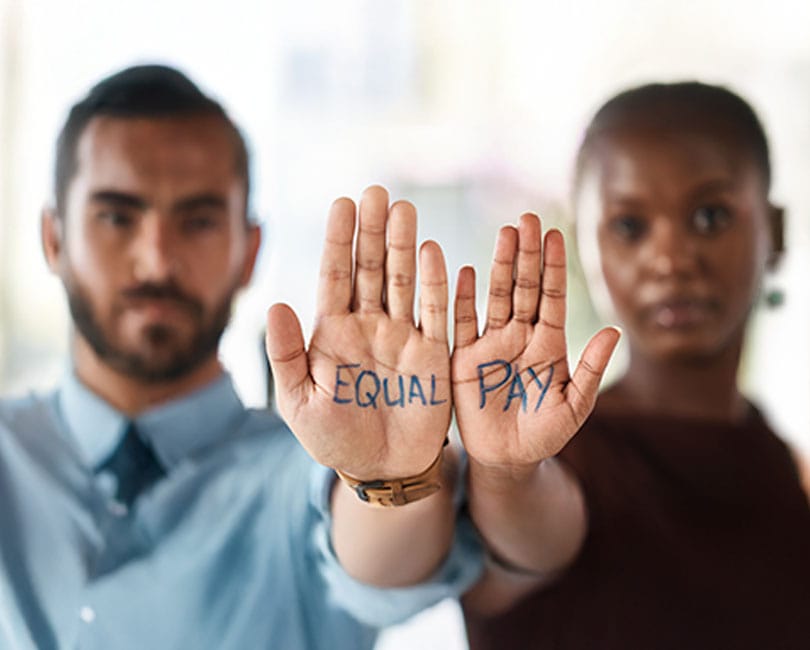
[689,177,737,194]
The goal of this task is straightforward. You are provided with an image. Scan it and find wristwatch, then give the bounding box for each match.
[335,447,444,507]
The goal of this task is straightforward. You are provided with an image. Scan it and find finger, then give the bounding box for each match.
[266,303,312,414]
[352,185,389,313]
[567,327,621,424]
[537,228,567,333]
[418,240,449,343]
[453,265,478,349]
[316,198,355,316]
[512,213,542,323]
[385,200,417,322]
[485,225,517,331]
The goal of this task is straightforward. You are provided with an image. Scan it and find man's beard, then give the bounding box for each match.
[65,272,237,383]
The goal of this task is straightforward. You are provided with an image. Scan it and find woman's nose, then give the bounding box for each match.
[644,219,699,279]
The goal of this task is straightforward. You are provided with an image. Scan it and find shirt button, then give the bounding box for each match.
[107,500,129,517]
[79,606,96,623]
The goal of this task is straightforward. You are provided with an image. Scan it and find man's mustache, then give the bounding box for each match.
[120,283,203,316]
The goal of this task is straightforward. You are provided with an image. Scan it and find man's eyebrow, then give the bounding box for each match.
[89,191,147,209]
[173,194,229,212]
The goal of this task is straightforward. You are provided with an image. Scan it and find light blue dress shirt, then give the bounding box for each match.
[0,372,482,649]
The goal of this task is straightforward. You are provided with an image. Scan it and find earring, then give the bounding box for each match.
[764,288,785,308]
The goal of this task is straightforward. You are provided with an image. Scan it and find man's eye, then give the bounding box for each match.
[98,210,133,227]
[182,214,218,232]
[608,215,647,242]
[691,205,732,235]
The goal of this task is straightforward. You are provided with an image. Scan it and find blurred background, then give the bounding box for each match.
[1,1,809,647]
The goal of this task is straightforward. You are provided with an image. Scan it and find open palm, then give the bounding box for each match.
[266,187,451,479]
[452,214,619,470]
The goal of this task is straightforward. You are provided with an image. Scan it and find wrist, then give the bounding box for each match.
[335,442,447,507]
[468,456,546,495]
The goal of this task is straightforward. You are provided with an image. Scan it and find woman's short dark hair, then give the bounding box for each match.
[574,81,772,193]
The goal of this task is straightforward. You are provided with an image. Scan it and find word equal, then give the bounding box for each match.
[332,364,447,409]
[477,360,554,412]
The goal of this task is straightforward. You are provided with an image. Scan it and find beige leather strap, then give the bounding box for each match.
[335,449,444,507]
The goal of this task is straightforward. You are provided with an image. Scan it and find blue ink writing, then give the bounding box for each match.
[356,370,381,408]
[527,366,554,412]
[504,371,528,412]
[383,376,405,407]
[332,364,447,408]
[333,364,361,404]
[477,360,554,412]
[430,375,447,406]
[409,376,427,406]
[477,360,512,409]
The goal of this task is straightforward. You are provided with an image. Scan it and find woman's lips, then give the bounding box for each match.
[646,298,719,328]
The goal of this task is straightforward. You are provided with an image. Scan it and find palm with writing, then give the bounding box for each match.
[453,213,619,471]
[266,186,451,479]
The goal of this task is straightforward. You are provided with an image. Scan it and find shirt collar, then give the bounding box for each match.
[58,371,246,471]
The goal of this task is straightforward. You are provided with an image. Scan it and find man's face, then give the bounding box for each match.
[48,114,259,381]
[576,125,776,363]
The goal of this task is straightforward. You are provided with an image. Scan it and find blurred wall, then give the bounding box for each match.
[2,0,807,439]
[1,2,808,646]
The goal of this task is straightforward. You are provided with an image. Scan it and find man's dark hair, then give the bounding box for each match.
[54,64,250,216]
[574,81,772,192]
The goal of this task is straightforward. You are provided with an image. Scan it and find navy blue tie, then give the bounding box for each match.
[98,423,165,507]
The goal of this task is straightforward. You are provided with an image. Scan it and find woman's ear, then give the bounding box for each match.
[41,206,64,274]
[766,204,785,270]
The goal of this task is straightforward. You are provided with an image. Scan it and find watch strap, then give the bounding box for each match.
[335,448,444,507]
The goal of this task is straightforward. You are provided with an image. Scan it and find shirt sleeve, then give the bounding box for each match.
[308,461,484,627]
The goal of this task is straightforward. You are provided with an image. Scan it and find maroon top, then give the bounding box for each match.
[465,405,810,649]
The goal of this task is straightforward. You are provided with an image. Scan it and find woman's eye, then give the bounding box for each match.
[608,215,647,242]
[691,205,732,235]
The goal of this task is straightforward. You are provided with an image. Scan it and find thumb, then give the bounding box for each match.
[266,303,311,414]
[567,326,621,425]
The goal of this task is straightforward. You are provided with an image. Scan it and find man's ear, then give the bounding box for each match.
[41,206,64,274]
[767,204,785,270]
[239,222,262,288]
[39,206,63,274]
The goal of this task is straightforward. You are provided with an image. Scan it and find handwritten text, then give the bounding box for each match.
[333,364,448,409]
[477,360,554,412]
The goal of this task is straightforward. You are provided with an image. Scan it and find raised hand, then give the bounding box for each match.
[452,213,620,471]
[265,186,451,480]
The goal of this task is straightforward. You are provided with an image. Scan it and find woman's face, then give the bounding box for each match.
[575,125,779,363]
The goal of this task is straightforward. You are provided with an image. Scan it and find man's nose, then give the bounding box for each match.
[131,215,178,282]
